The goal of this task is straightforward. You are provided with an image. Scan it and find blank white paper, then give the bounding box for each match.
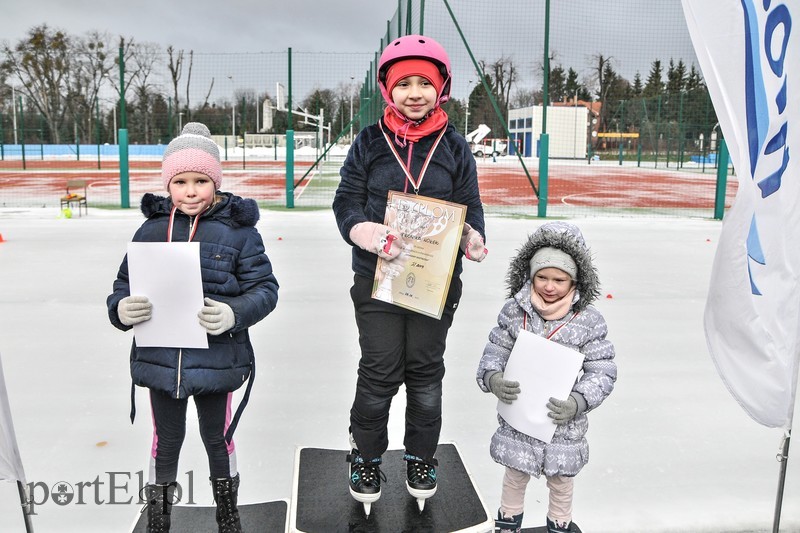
[127,242,208,349]
[496,328,584,443]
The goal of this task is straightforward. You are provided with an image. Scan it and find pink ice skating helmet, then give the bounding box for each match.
[378,34,452,107]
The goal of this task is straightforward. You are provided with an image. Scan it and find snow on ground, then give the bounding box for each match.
[0,207,798,532]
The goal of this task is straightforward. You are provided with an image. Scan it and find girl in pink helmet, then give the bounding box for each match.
[333,34,487,516]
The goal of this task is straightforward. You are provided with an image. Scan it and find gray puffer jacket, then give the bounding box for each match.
[476,222,616,477]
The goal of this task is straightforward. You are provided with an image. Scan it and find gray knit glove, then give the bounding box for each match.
[487,371,521,404]
[198,298,235,335]
[547,396,578,425]
[117,295,152,326]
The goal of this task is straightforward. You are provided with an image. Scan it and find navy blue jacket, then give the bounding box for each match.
[333,119,485,280]
[107,192,278,434]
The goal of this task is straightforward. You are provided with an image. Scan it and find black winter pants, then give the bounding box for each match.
[348,274,462,464]
[149,389,234,484]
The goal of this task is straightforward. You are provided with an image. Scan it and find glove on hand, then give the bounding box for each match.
[350,222,405,260]
[547,396,578,425]
[488,372,521,404]
[198,298,235,335]
[460,223,487,262]
[117,295,152,326]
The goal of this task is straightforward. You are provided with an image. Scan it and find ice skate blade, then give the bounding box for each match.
[349,487,381,517]
[406,481,436,512]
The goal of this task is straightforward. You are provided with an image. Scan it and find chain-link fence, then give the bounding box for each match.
[0,0,735,218]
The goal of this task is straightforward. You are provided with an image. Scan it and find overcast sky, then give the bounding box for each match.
[0,0,394,53]
[0,1,700,103]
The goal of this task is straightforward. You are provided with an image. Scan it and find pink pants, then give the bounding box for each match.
[500,466,574,524]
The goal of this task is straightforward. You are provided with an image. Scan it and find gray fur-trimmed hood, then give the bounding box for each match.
[506,221,600,311]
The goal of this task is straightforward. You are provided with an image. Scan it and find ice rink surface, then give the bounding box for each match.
[0,207,799,532]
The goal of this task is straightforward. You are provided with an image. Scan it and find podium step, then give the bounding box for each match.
[131,499,288,532]
[290,442,493,532]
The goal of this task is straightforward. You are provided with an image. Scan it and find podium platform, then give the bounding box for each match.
[290,442,494,532]
[522,526,582,533]
[131,499,288,532]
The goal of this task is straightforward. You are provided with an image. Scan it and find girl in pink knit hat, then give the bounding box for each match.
[107,122,279,532]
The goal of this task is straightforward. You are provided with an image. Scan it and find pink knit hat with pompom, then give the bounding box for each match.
[161,122,222,190]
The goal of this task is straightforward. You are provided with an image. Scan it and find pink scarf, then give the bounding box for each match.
[382,106,449,147]
[531,287,576,321]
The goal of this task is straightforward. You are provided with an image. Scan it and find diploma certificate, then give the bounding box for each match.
[372,192,466,319]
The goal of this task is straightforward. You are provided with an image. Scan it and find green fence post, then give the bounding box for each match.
[713,139,729,220]
[286,130,295,208]
[538,134,549,217]
[18,96,25,170]
[618,139,623,165]
[39,115,43,160]
[119,42,130,208]
[96,98,101,170]
[286,47,295,209]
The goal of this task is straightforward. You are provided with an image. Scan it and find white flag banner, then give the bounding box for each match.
[682,0,800,427]
[0,353,26,484]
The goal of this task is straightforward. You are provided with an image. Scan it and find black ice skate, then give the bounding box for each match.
[403,453,438,512]
[346,449,385,517]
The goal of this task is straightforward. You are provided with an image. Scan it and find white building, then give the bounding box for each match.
[508,104,590,158]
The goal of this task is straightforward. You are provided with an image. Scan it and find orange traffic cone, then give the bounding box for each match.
[0,233,5,243]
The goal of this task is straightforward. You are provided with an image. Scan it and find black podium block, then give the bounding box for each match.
[522,525,582,533]
[131,499,288,532]
[290,442,493,532]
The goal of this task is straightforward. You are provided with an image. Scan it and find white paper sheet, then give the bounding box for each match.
[127,242,208,349]
[496,328,584,443]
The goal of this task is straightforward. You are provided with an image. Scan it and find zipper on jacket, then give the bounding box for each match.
[176,348,183,398]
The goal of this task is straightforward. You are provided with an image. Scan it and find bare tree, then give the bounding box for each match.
[1,24,72,142]
[166,45,184,118]
[70,30,115,142]
[184,50,193,120]
[128,42,162,143]
[510,87,536,108]
[166,46,196,134]
[479,56,518,112]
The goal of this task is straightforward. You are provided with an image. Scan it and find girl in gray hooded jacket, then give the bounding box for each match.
[476,221,616,533]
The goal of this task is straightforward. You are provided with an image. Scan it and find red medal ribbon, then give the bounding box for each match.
[379,121,447,194]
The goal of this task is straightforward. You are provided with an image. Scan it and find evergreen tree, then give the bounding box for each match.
[643,59,664,98]
[631,72,643,97]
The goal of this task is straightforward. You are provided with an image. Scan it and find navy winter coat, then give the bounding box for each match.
[333,119,485,280]
[107,192,279,404]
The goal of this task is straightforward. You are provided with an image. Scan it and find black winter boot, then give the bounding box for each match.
[143,482,176,533]
[211,474,242,533]
[496,509,523,533]
[546,516,577,532]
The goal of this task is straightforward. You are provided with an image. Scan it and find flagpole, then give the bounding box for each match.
[773,428,791,532]
[16,480,33,532]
